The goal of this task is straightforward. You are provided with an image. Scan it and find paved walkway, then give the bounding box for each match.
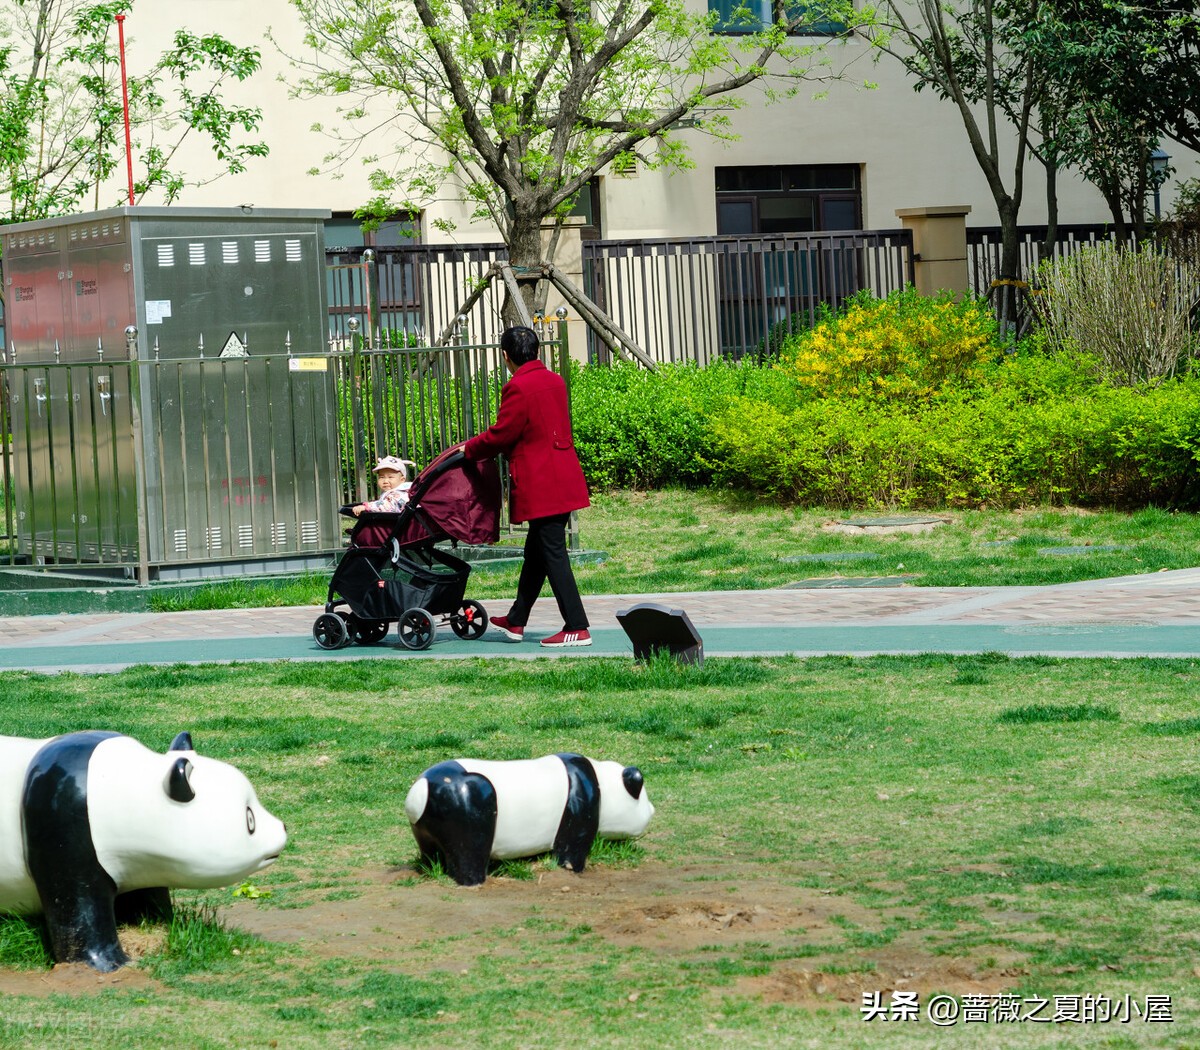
[3,568,1200,672]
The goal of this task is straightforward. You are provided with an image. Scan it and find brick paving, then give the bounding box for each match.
[1,567,1198,671]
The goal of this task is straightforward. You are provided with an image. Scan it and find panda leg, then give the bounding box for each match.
[446,848,490,887]
[417,772,497,886]
[553,754,601,873]
[416,825,489,886]
[115,886,173,925]
[42,888,129,972]
[553,837,594,873]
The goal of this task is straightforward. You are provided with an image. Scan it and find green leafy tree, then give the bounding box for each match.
[283,0,869,319]
[1027,1,1200,153]
[861,0,1043,313]
[0,0,269,223]
[1018,0,1199,240]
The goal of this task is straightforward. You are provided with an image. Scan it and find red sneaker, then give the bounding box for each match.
[489,615,524,641]
[540,628,592,648]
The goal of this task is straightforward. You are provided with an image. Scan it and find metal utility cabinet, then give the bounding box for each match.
[2,206,341,580]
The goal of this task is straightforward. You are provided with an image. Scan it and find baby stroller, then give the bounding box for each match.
[313,447,501,651]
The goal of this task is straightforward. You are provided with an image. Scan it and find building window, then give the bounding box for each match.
[566,178,603,240]
[709,0,847,35]
[324,213,421,250]
[716,164,861,234]
[713,164,864,357]
[325,213,423,339]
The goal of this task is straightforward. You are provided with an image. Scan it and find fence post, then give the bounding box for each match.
[125,326,151,586]
[0,352,12,566]
[895,206,973,297]
[362,249,377,348]
[347,317,369,499]
[555,308,571,399]
[457,314,474,438]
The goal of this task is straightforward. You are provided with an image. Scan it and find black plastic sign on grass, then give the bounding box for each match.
[616,603,704,666]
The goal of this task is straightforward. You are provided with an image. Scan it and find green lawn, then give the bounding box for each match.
[1,655,1199,1047]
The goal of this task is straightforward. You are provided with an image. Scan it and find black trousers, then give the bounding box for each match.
[507,513,588,631]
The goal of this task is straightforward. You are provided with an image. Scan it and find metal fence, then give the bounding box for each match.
[966,224,1136,298]
[966,223,1200,335]
[325,243,510,349]
[321,231,916,365]
[581,230,916,363]
[0,323,568,580]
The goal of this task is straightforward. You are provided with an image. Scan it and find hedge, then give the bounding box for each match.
[569,355,1200,509]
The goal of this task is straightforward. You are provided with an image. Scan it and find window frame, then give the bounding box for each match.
[709,0,848,36]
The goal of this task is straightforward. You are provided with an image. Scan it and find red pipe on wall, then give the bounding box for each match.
[116,13,135,205]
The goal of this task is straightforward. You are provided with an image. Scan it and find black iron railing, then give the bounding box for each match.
[581,230,916,362]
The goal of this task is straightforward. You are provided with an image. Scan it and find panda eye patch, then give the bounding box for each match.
[246,807,256,834]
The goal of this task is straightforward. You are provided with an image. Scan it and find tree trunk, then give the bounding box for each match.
[505,212,545,327]
[1039,158,1060,266]
[1102,186,1129,243]
[995,196,1023,336]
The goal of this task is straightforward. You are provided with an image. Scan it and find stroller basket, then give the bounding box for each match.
[335,545,470,623]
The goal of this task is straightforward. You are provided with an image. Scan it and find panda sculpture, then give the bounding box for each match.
[404,753,654,886]
[0,730,287,972]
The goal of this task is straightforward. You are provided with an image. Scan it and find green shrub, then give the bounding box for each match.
[570,359,795,488]
[777,287,1000,400]
[567,289,1200,508]
[707,373,1200,508]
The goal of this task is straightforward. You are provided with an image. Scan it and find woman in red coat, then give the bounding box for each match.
[463,325,592,647]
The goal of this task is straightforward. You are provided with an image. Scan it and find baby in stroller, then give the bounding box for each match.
[354,455,413,515]
[350,455,414,548]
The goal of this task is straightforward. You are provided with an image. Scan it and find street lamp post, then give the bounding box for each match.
[1150,148,1171,221]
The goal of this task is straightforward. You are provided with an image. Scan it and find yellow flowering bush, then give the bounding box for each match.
[780,288,999,400]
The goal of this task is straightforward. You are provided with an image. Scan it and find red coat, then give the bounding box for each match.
[463,360,590,524]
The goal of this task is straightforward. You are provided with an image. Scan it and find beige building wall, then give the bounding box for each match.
[117,1,1200,241]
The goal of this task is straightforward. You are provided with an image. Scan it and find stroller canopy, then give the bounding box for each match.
[398,447,501,548]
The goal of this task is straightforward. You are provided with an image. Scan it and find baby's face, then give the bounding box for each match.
[377,469,405,492]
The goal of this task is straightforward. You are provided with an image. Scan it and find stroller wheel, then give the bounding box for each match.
[352,618,391,645]
[398,608,436,651]
[313,613,350,650]
[450,599,489,640]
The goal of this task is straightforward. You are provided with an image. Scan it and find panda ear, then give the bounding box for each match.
[166,757,196,804]
[169,731,195,752]
[621,766,644,799]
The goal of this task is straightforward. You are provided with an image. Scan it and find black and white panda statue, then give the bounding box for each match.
[404,753,654,886]
[0,730,287,972]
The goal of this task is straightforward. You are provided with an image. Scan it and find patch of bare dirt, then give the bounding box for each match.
[741,953,1027,1008]
[0,957,159,998]
[0,860,1028,1003]
[0,925,166,998]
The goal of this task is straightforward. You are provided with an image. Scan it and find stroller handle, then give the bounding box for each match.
[340,504,406,519]
[438,447,467,469]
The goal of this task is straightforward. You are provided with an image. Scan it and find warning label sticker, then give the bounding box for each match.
[219,332,249,358]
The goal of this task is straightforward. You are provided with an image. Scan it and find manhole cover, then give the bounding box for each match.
[1004,620,1147,635]
[837,516,945,528]
[780,552,881,563]
[781,575,920,589]
[1037,545,1128,556]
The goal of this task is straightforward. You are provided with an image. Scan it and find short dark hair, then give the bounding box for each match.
[500,325,539,365]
